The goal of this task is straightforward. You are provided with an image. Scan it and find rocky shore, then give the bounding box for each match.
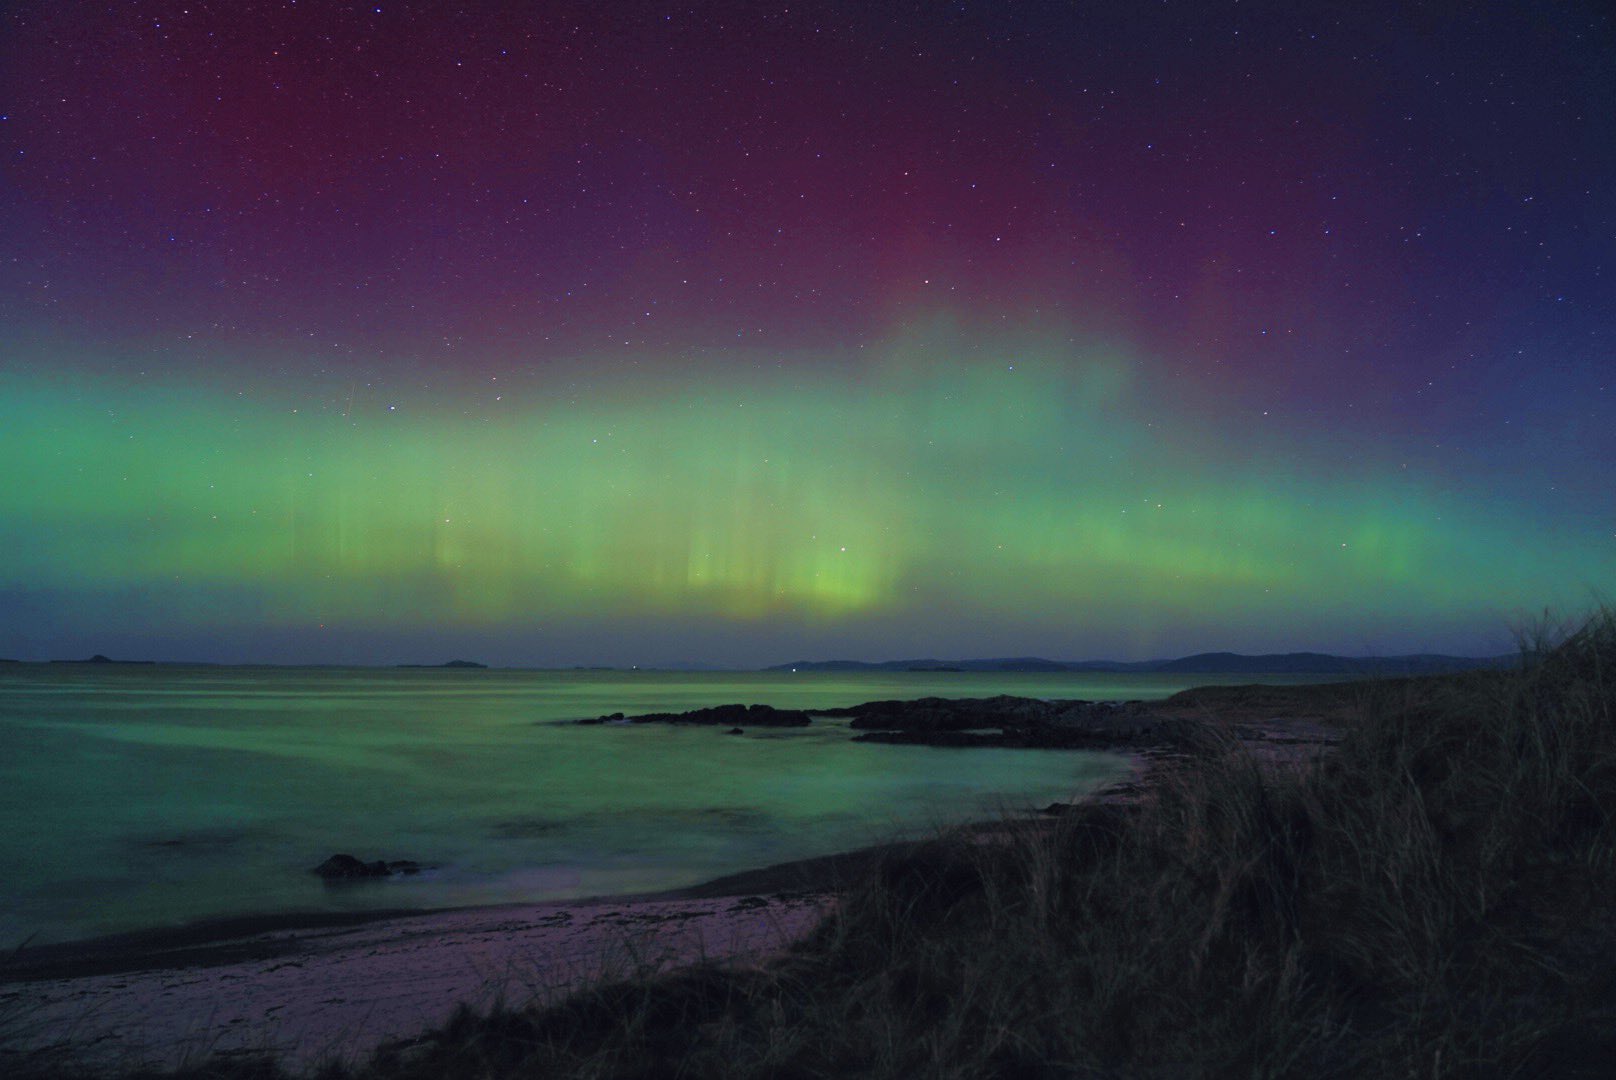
[580,694,1203,750]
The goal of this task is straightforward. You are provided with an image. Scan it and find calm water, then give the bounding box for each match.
[0,666,1325,945]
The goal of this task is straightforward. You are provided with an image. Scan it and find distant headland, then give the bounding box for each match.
[768,652,1515,675]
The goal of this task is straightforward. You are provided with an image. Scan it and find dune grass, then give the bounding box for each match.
[12,610,1616,1078]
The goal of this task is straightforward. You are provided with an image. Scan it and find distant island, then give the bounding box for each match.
[397,659,489,669]
[48,653,157,666]
[767,651,1515,675]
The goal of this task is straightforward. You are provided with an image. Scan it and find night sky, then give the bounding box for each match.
[2,1,1612,667]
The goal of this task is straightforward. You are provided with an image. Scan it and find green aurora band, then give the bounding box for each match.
[3,322,1609,663]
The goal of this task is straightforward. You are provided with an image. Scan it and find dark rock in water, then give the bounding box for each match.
[725,727,745,735]
[313,854,388,878]
[312,854,422,880]
[579,703,811,727]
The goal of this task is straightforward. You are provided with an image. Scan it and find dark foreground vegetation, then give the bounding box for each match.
[12,611,1616,1078]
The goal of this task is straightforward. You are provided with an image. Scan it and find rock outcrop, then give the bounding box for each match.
[579,703,812,727]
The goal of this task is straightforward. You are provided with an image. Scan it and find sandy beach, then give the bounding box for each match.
[4,888,835,1075]
[2,835,957,1076]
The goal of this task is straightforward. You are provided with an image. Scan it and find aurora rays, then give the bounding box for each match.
[2,2,1612,664]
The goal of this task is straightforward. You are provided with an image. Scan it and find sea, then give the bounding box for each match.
[0,665,1330,947]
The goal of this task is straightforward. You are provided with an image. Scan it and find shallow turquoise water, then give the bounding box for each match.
[0,666,1327,945]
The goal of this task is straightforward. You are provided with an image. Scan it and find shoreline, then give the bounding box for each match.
[2,817,1102,1075]
[4,694,1345,1076]
[4,743,1160,987]
[2,778,1158,1075]
[0,833,939,986]
[4,780,1152,987]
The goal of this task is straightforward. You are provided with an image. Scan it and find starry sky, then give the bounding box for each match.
[1,1,1612,667]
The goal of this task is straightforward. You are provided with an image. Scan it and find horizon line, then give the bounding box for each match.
[0,647,1521,672]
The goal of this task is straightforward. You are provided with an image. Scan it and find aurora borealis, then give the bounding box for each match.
[1,2,1612,666]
